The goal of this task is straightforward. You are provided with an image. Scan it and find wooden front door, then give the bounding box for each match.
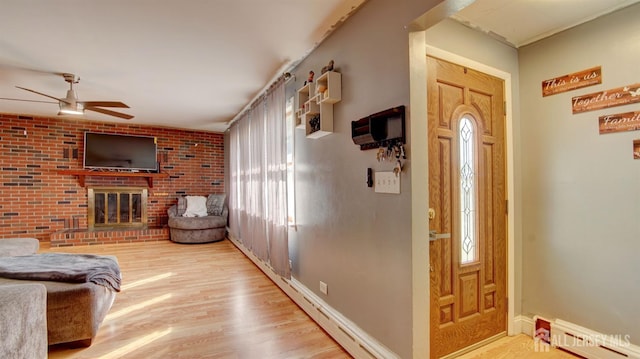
[427,56,507,358]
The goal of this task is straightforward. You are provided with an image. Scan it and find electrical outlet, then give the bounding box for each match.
[375,171,400,194]
[319,281,328,295]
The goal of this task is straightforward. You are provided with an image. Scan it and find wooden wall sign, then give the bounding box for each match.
[572,83,640,114]
[634,140,640,159]
[599,111,640,134]
[542,66,601,97]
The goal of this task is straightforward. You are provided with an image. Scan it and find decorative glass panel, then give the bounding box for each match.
[132,194,142,222]
[459,117,476,264]
[95,193,105,224]
[108,193,118,224]
[120,193,130,222]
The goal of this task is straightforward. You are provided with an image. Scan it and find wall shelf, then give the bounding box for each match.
[351,105,405,150]
[296,71,342,139]
[56,170,169,188]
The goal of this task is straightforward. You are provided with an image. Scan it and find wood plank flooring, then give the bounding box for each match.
[459,335,578,359]
[42,239,577,359]
[45,239,350,359]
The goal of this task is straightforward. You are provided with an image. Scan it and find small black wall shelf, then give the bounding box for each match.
[351,105,405,150]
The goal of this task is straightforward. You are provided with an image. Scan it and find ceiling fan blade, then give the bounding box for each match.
[86,106,134,120]
[0,97,57,104]
[0,64,65,77]
[15,86,69,104]
[80,101,129,108]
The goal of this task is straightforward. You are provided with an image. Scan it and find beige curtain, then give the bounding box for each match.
[264,79,289,278]
[229,119,240,239]
[229,78,290,278]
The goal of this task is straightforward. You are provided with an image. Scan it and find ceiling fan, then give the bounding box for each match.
[0,73,134,120]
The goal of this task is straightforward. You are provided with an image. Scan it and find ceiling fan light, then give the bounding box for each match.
[58,102,84,115]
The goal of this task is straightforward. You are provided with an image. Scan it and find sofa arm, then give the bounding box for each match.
[0,283,47,359]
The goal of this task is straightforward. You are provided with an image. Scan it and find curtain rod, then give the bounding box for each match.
[227,61,298,129]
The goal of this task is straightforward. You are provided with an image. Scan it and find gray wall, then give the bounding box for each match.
[519,4,640,341]
[288,0,441,357]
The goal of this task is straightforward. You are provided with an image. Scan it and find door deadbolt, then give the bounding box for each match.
[428,208,436,220]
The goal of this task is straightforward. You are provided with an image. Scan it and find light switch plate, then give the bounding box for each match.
[375,171,400,194]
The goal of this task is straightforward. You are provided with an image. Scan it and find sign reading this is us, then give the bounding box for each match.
[542,66,601,97]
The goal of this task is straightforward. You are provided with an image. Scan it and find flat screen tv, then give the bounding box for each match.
[83,132,158,171]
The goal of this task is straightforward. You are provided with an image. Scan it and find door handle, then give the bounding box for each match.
[429,230,451,241]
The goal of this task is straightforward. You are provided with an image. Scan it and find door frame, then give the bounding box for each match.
[409,42,517,358]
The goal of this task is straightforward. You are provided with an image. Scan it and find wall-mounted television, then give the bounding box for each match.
[83,132,158,171]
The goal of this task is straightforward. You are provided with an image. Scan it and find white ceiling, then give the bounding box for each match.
[451,0,640,48]
[0,0,637,133]
[0,0,365,132]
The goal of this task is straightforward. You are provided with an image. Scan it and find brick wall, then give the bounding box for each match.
[0,113,224,242]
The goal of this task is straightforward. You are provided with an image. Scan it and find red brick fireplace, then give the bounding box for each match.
[0,113,225,246]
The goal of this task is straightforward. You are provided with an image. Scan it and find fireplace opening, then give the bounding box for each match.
[88,187,148,229]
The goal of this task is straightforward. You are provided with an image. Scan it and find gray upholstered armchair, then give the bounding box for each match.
[167,194,228,244]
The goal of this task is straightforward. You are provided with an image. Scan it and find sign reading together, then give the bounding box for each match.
[572,84,640,114]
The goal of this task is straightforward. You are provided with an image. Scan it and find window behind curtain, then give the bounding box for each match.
[285,95,296,227]
[228,78,290,278]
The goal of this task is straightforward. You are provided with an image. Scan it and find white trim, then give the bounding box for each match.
[425,45,517,336]
[409,30,430,359]
[516,315,535,336]
[227,235,399,359]
[551,319,640,359]
[520,315,640,359]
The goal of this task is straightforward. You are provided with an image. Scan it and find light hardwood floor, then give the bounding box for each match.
[45,239,350,359]
[458,335,578,359]
[43,239,576,359]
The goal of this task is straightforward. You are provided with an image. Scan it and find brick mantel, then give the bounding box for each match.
[56,169,169,187]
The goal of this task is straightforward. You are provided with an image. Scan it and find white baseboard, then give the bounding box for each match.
[551,319,640,359]
[515,315,535,336]
[227,235,399,359]
[520,314,640,359]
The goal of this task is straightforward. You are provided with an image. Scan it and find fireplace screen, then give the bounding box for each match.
[88,187,148,228]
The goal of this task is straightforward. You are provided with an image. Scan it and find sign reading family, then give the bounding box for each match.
[599,111,640,134]
[542,66,601,97]
[572,84,640,114]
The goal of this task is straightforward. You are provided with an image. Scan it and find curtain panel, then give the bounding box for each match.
[229,78,290,278]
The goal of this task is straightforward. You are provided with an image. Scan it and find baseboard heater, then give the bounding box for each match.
[534,316,640,359]
[227,234,399,359]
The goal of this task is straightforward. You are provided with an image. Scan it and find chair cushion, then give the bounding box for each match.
[176,197,187,216]
[0,238,39,257]
[206,194,226,216]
